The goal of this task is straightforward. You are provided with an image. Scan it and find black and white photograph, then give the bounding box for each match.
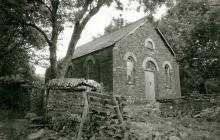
[0,0,219,139]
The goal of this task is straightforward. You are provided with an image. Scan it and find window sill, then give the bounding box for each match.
[165,86,172,89]
[145,47,155,50]
[127,83,136,85]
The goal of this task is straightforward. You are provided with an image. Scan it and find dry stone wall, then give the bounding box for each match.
[47,90,84,119]
[46,89,126,134]
[159,95,220,118]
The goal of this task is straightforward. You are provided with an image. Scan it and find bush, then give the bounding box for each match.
[0,83,30,112]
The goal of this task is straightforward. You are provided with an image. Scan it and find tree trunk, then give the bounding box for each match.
[48,0,59,79]
[49,42,57,79]
[57,22,83,78]
[57,2,104,78]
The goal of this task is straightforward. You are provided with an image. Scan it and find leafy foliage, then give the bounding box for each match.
[104,15,130,35]
[1,0,175,79]
[92,15,130,40]
[83,112,128,140]
[0,0,49,79]
[128,0,175,13]
[1,0,126,79]
[158,0,220,94]
[0,81,30,112]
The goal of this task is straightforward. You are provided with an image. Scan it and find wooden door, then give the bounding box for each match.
[145,71,156,100]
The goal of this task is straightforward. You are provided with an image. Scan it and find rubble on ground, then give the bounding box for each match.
[194,106,220,122]
[21,95,220,139]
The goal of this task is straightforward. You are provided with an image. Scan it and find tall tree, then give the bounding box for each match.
[57,0,124,78]
[59,0,176,78]
[158,0,220,94]
[0,0,59,79]
[1,0,173,80]
[1,0,125,79]
[0,0,46,80]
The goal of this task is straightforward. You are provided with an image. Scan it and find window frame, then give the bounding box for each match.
[164,64,172,88]
[126,56,136,85]
[145,38,156,51]
[145,61,157,72]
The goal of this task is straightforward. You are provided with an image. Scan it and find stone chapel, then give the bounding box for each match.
[65,17,181,102]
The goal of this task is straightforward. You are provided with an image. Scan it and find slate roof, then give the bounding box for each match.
[72,17,175,59]
[73,17,147,59]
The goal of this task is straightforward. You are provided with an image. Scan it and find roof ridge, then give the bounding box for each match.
[76,16,148,48]
[73,16,148,59]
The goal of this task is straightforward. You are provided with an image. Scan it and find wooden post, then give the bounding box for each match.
[205,81,208,94]
[77,92,89,140]
[111,92,126,131]
[111,93,129,139]
[44,88,49,127]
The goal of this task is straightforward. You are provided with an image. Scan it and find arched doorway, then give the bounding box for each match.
[143,59,158,101]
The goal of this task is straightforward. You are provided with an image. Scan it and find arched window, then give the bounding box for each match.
[146,41,153,49]
[87,60,94,79]
[145,38,155,50]
[127,56,135,84]
[165,64,171,88]
[145,61,156,71]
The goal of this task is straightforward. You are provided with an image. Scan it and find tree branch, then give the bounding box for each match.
[1,2,51,46]
[74,0,94,22]
[38,0,53,15]
[14,21,51,45]
[80,0,104,29]
[0,41,21,58]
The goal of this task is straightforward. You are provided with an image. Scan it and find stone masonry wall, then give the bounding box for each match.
[113,23,181,103]
[47,90,84,119]
[67,47,113,92]
[159,95,220,118]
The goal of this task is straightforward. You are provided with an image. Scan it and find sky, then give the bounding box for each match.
[35,3,168,75]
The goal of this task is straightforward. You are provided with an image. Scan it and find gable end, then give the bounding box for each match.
[155,28,175,57]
